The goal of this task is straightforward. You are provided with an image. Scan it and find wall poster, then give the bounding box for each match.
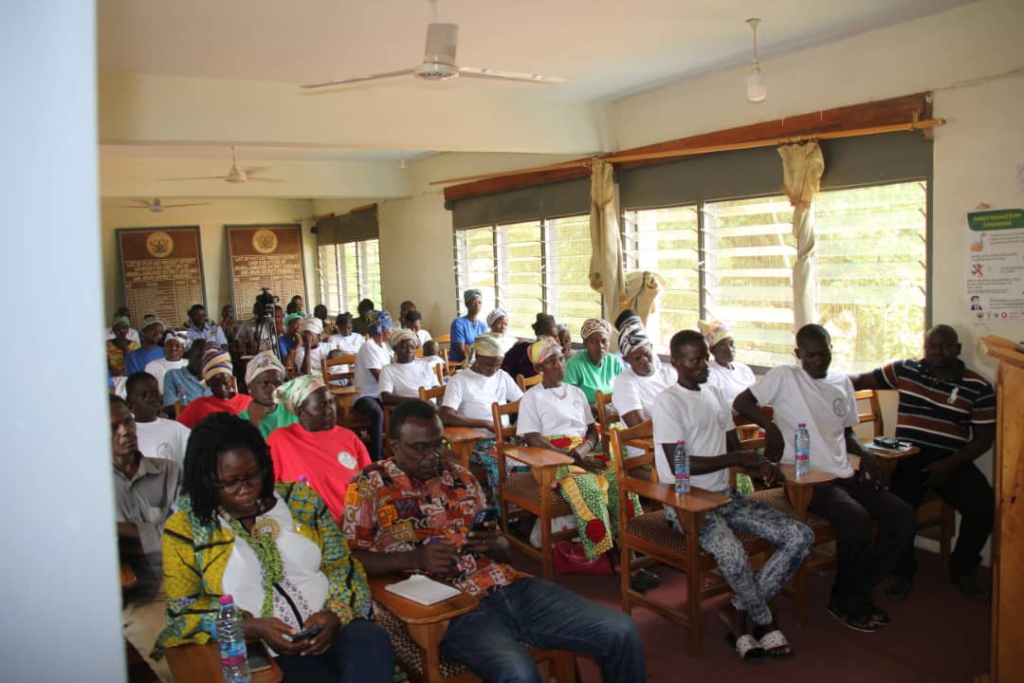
[116,226,206,328]
[966,208,1024,321]
[226,224,307,319]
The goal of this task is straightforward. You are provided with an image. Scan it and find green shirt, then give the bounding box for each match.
[564,351,624,404]
[237,403,300,440]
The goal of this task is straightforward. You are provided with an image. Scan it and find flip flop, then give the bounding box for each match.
[757,629,794,659]
[726,633,765,663]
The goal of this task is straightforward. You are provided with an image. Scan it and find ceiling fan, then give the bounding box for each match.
[118,198,210,213]
[161,146,284,183]
[301,0,565,90]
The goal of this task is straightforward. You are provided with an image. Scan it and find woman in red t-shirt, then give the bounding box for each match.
[177,346,251,429]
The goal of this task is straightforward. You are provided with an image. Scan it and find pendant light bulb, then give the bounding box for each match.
[745,18,766,104]
[399,154,407,170]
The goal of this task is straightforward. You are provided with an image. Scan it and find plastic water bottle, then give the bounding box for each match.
[217,595,251,683]
[795,423,810,478]
[674,440,690,494]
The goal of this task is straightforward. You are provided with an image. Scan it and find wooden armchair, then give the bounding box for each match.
[594,390,616,453]
[609,420,736,655]
[515,373,542,393]
[369,575,575,683]
[491,400,575,579]
[323,353,370,436]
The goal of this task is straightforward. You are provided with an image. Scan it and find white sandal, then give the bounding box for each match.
[758,629,794,659]
[729,633,766,662]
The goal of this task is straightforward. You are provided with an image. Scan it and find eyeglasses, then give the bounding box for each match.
[110,414,136,433]
[399,438,452,456]
[215,472,263,494]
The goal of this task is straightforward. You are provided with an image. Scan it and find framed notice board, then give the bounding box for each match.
[226,224,307,319]
[116,226,207,328]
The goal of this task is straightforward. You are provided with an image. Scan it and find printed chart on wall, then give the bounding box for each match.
[966,208,1024,321]
[226,225,307,319]
[117,226,206,327]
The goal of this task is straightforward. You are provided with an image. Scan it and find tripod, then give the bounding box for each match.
[251,307,281,362]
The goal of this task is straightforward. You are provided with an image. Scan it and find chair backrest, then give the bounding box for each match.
[432,362,445,386]
[516,373,543,392]
[733,406,773,449]
[284,348,298,378]
[419,384,446,404]
[854,388,884,439]
[322,353,357,386]
[491,399,521,445]
[434,334,451,345]
[608,418,655,478]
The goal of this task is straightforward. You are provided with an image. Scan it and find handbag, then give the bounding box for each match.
[553,540,613,576]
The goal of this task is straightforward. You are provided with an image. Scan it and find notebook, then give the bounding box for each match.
[385,574,463,606]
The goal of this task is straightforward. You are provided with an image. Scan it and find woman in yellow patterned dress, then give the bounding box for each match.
[156,412,397,682]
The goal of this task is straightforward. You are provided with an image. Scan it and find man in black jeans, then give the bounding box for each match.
[734,324,916,633]
[853,324,995,600]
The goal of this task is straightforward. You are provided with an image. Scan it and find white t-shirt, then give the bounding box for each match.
[415,329,432,346]
[612,359,677,420]
[295,341,335,376]
[517,383,593,438]
[135,417,191,469]
[750,365,857,478]
[354,339,392,400]
[706,360,757,406]
[378,360,440,398]
[144,357,188,393]
[442,368,522,432]
[422,355,446,371]
[651,384,732,493]
[328,333,365,356]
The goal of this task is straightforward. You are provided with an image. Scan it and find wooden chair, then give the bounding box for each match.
[594,390,617,453]
[609,420,737,654]
[322,353,356,386]
[515,373,542,393]
[432,362,445,386]
[369,575,575,683]
[324,353,371,437]
[165,642,282,683]
[419,384,446,405]
[284,348,299,379]
[491,400,575,579]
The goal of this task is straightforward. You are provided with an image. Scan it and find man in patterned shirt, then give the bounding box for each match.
[854,324,996,600]
[343,400,647,682]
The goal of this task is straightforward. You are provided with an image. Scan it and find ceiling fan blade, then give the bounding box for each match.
[458,66,565,84]
[301,68,416,89]
[161,176,230,181]
[243,167,272,175]
[118,205,155,209]
[161,202,211,209]
[245,177,287,183]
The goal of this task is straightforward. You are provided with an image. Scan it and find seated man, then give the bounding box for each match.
[343,401,647,683]
[852,324,995,600]
[734,324,916,633]
[111,394,181,683]
[653,331,813,659]
[126,371,191,469]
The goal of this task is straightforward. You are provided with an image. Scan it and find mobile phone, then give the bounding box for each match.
[469,506,499,533]
[245,640,273,672]
[289,622,325,642]
[873,436,900,449]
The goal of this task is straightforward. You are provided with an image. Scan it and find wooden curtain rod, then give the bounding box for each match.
[429,118,944,187]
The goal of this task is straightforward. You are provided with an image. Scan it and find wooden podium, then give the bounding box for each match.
[980,335,1024,683]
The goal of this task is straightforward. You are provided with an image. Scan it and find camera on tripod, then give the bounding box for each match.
[254,288,278,321]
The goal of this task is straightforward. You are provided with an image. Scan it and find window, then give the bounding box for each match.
[454,216,602,339]
[317,238,382,315]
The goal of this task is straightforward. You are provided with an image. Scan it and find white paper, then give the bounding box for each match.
[384,574,462,606]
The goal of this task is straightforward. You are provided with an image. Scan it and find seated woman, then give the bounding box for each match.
[378,329,439,405]
[516,339,641,561]
[403,310,433,348]
[700,320,756,406]
[564,318,624,419]
[177,347,252,428]
[485,308,518,355]
[279,312,303,362]
[439,335,525,499]
[108,314,140,377]
[501,313,558,382]
[611,310,676,427]
[237,351,297,439]
[327,313,364,355]
[296,317,332,376]
[162,339,211,415]
[449,289,488,364]
[156,413,395,682]
[145,331,188,394]
[352,311,393,461]
[556,324,574,359]
[267,376,372,523]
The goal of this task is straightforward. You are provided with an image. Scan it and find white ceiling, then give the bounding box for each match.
[100,144,436,163]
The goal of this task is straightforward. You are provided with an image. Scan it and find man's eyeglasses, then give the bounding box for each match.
[399,438,452,456]
[215,472,263,494]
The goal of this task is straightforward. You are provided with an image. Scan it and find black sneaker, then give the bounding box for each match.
[885,575,912,601]
[951,572,989,601]
[629,568,661,593]
[826,604,878,633]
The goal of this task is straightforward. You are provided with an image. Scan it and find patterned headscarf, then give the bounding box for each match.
[300,317,324,336]
[141,314,165,332]
[616,311,649,358]
[463,289,482,306]
[283,312,303,328]
[163,329,191,352]
[369,310,393,335]
[275,375,326,415]
[486,308,508,327]
[245,350,286,386]
[201,347,233,382]
[528,338,562,367]
[580,318,612,342]
[698,320,732,349]
[473,333,504,358]
[390,328,420,349]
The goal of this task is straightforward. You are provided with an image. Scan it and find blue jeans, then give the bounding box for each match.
[275,618,395,683]
[441,577,646,683]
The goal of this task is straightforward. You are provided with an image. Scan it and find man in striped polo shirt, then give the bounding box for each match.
[854,324,995,600]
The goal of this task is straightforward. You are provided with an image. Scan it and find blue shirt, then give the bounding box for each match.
[125,346,165,376]
[162,368,212,408]
[186,323,227,347]
[279,335,298,360]
[449,317,488,362]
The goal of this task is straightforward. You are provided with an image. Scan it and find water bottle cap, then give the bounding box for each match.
[798,423,807,428]
[218,594,234,605]
[676,440,686,445]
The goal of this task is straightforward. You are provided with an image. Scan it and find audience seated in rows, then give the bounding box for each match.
[501,313,558,381]
[108,313,140,377]
[403,309,432,347]
[485,307,518,355]
[127,372,191,470]
[177,347,252,428]
[106,306,141,344]
[351,310,394,461]
[327,313,364,356]
[564,318,624,419]
[449,289,488,363]
[700,319,756,406]
[145,331,187,394]
[162,339,211,412]
[126,315,167,376]
[379,328,439,405]
[351,298,375,337]
[611,310,677,427]
[184,303,227,347]
[237,351,297,439]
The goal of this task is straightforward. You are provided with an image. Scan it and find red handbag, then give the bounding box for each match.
[552,540,613,576]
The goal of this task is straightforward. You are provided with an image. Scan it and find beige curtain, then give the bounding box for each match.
[619,271,665,326]
[778,142,825,330]
[588,159,625,322]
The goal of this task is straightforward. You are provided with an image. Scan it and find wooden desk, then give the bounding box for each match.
[499,445,574,469]
[165,642,282,683]
[777,463,835,521]
[864,443,920,484]
[443,426,492,470]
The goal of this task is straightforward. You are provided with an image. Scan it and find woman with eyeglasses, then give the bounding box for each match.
[157,412,396,682]
[266,375,371,524]
[237,350,298,439]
